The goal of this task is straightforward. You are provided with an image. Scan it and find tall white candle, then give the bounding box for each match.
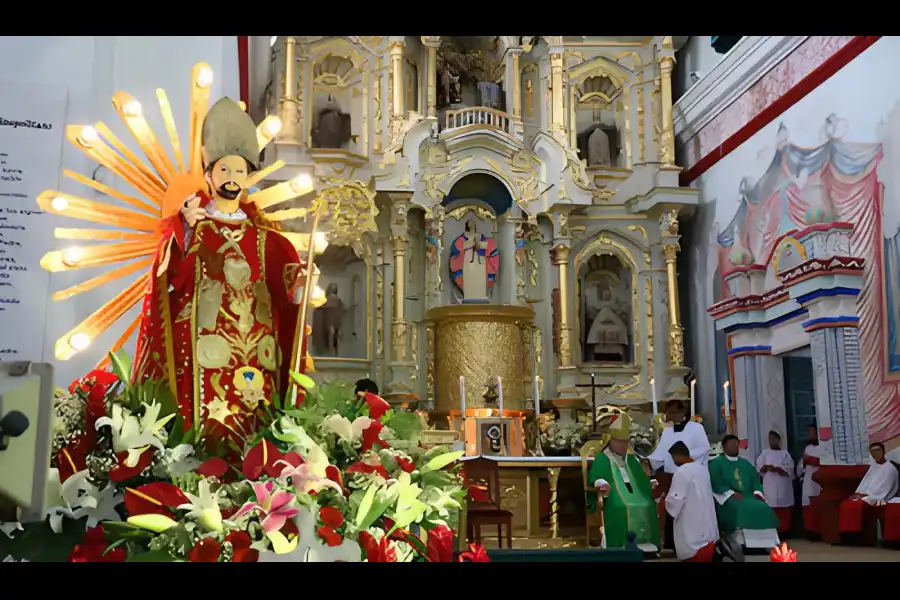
[723,381,731,418]
[690,379,696,417]
[459,376,466,415]
[650,378,658,415]
[497,376,504,415]
[532,376,541,417]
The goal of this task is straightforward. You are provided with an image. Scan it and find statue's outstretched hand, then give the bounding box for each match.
[181,194,206,227]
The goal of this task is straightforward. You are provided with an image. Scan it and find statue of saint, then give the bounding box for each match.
[585,287,629,361]
[449,219,499,303]
[132,97,310,434]
[312,94,352,149]
[313,283,344,356]
[588,128,612,166]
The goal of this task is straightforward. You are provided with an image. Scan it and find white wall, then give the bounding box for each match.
[0,36,238,387]
[675,36,725,98]
[685,36,900,445]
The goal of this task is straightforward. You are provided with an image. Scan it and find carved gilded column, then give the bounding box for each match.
[278,36,302,144]
[421,37,441,119]
[509,48,523,118]
[657,36,676,165]
[389,38,406,119]
[549,51,566,144]
[660,209,690,402]
[387,193,414,395]
[552,243,573,368]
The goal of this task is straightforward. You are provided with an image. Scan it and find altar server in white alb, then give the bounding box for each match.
[838,442,899,535]
[665,441,719,562]
[796,425,822,536]
[756,431,795,533]
[648,399,710,551]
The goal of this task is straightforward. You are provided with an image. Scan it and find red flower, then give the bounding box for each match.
[317,526,343,547]
[56,443,87,484]
[458,543,490,562]
[358,531,397,562]
[189,538,222,562]
[364,392,391,421]
[196,457,229,478]
[770,542,798,562]
[426,524,455,562]
[241,439,284,480]
[325,465,345,490]
[124,482,190,518]
[68,526,126,563]
[224,531,258,563]
[346,459,390,480]
[361,421,389,453]
[108,449,155,482]
[319,505,345,529]
[396,456,416,474]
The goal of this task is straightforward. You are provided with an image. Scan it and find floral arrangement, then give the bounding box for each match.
[770,543,798,562]
[540,419,589,456]
[629,421,654,456]
[0,352,488,563]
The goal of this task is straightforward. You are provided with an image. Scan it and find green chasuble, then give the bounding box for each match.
[708,454,780,533]
[587,450,660,549]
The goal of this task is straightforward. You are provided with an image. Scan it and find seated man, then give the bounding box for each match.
[708,434,780,549]
[666,441,719,562]
[838,442,899,539]
[588,412,660,552]
[756,431,795,533]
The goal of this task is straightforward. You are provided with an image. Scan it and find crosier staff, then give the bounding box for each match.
[291,197,327,406]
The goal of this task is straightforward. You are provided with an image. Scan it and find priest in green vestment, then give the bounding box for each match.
[708,434,780,545]
[587,412,660,552]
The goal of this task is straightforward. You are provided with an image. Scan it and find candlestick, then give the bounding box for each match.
[723,381,731,418]
[590,372,597,431]
[690,379,696,416]
[459,376,466,415]
[497,376,504,415]
[532,375,540,418]
[650,378,658,415]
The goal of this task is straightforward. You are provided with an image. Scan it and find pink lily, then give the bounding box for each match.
[275,460,343,495]
[235,481,300,533]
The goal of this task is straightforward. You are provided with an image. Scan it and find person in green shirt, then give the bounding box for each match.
[587,412,660,552]
[708,434,780,549]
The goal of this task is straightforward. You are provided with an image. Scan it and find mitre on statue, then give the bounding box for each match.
[201,97,261,169]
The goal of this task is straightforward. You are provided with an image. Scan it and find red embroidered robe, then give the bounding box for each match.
[133,193,308,434]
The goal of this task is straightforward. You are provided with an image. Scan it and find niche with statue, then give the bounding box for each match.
[311,245,368,359]
[574,75,622,167]
[577,254,634,364]
[309,55,357,150]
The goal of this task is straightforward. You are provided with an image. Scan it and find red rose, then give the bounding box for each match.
[317,526,343,547]
[426,524,455,562]
[189,538,222,562]
[224,531,258,563]
[396,456,416,473]
[68,526,126,563]
[319,505,345,529]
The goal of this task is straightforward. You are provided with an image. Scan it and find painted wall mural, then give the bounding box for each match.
[709,111,900,442]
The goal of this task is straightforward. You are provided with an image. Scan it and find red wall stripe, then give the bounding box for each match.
[238,36,249,111]
[681,36,882,186]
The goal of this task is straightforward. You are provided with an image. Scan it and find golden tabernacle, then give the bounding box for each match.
[427,304,534,418]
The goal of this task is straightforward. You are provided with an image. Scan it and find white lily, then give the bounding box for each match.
[177,478,223,533]
[46,470,122,534]
[323,414,373,444]
[0,522,22,539]
[258,505,360,563]
[95,402,174,467]
[273,417,331,489]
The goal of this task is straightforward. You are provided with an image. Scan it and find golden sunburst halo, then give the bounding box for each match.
[37,62,317,367]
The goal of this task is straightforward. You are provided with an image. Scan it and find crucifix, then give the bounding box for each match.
[574,373,602,432]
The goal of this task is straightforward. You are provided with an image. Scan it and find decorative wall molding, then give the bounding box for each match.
[673,36,808,143]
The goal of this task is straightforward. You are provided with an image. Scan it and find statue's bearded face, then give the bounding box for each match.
[207,155,250,202]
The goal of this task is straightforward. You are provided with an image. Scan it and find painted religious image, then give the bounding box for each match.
[711,113,900,441]
[579,254,633,363]
[449,218,499,303]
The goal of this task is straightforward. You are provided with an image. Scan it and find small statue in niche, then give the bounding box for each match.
[449,218,499,304]
[312,283,344,356]
[588,128,611,166]
[312,94,351,149]
[585,286,630,362]
[524,80,534,118]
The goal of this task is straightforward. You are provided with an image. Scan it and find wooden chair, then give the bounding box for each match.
[463,457,513,548]
[581,438,607,547]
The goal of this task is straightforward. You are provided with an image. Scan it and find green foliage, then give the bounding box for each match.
[0,518,87,562]
[386,411,421,443]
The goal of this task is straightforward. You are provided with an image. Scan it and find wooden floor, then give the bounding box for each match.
[477,529,900,562]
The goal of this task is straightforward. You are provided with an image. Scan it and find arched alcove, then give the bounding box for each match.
[442,172,514,215]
